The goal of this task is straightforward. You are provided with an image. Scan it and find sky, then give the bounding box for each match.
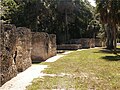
[88,0,96,7]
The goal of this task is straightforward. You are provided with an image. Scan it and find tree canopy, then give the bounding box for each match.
[1,0,94,44]
[96,0,120,53]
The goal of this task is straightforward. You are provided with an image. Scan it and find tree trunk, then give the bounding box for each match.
[113,25,117,54]
[109,26,114,49]
[105,24,114,49]
[65,9,68,42]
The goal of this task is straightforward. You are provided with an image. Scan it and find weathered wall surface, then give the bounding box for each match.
[0,24,56,86]
[15,27,32,72]
[48,34,56,57]
[57,44,82,50]
[0,24,18,86]
[95,39,105,47]
[95,39,102,47]
[67,38,95,49]
[31,32,56,62]
[0,25,32,86]
[31,32,48,62]
[78,38,95,48]
[89,38,95,48]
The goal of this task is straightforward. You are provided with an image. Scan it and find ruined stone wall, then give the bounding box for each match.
[31,32,48,62]
[31,32,56,62]
[57,44,81,50]
[0,24,56,86]
[90,38,95,48]
[48,34,56,57]
[79,38,89,48]
[0,24,18,86]
[15,27,32,72]
[95,39,102,47]
[68,38,95,48]
[95,39,105,47]
[0,25,32,86]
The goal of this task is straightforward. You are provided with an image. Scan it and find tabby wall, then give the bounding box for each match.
[0,24,56,86]
[0,25,32,86]
[95,39,105,47]
[68,38,95,48]
[0,24,18,86]
[15,27,32,72]
[31,32,56,62]
[48,34,56,57]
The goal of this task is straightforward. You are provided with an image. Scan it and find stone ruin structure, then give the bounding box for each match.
[57,38,95,50]
[57,44,82,50]
[48,34,57,58]
[95,39,105,47]
[0,24,18,86]
[79,38,95,48]
[0,25,32,86]
[15,27,32,72]
[31,32,56,62]
[0,24,57,86]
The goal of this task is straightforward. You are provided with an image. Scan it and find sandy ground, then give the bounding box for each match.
[0,51,73,90]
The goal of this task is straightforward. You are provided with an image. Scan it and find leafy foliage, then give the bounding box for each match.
[96,0,120,53]
[87,19,101,38]
[1,0,94,43]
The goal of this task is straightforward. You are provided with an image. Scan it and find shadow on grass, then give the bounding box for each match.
[101,55,120,61]
[94,48,120,54]
[93,48,120,61]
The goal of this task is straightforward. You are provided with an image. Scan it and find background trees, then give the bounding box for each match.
[87,19,100,38]
[1,0,93,44]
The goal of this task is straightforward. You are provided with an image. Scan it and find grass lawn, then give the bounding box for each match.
[27,48,120,90]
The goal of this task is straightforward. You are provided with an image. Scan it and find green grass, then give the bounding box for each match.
[27,48,120,90]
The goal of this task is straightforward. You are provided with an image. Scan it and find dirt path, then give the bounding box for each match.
[0,51,73,90]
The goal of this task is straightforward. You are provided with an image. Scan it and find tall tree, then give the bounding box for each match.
[96,0,120,53]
